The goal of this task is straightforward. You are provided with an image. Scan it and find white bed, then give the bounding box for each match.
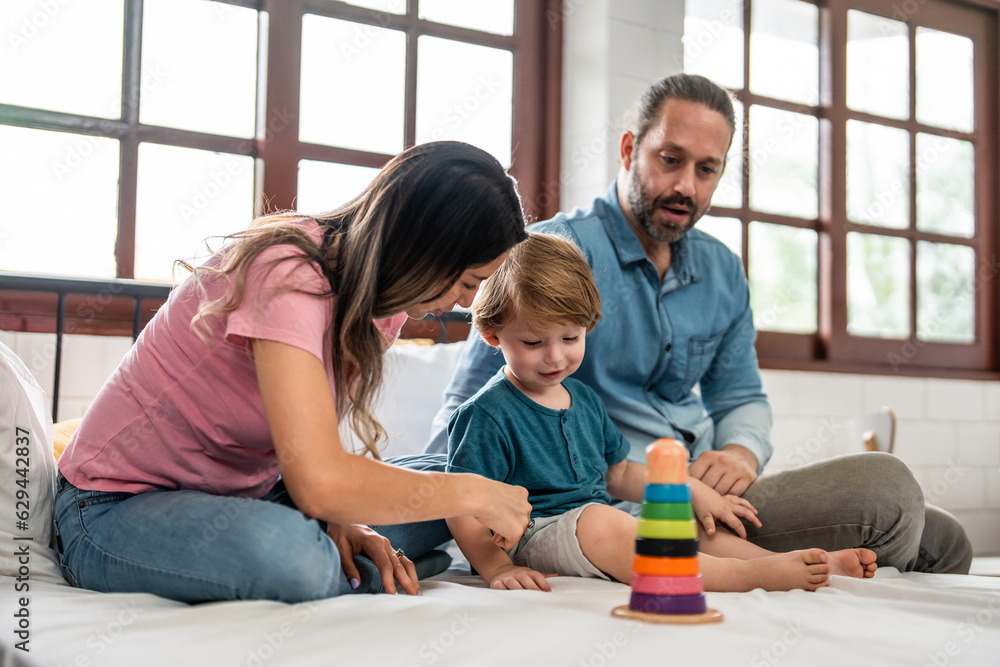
[3,342,1000,666]
[5,553,1000,666]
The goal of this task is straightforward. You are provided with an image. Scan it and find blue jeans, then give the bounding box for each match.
[53,454,452,603]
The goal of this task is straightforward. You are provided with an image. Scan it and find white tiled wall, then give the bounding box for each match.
[0,330,132,421]
[763,369,1000,556]
[559,0,685,209]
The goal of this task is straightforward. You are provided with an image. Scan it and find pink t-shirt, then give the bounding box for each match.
[59,219,407,498]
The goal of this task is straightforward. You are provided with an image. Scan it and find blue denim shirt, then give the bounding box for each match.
[426,182,773,472]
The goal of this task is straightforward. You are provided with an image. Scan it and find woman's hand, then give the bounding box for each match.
[487,564,556,591]
[470,478,532,549]
[325,523,420,595]
[689,478,761,539]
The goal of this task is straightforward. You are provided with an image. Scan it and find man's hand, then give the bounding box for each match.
[687,445,758,496]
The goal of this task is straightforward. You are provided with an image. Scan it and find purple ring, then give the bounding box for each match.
[629,592,707,615]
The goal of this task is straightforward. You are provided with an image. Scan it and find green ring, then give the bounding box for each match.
[639,502,694,521]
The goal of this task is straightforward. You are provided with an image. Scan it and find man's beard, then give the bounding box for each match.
[626,167,702,244]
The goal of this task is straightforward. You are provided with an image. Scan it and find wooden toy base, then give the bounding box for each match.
[611,605,724,625]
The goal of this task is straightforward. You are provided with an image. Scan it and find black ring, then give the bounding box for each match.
[634,537,699,558]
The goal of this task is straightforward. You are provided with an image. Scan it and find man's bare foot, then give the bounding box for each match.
[827,548,878,578]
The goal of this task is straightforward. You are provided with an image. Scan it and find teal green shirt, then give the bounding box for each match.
[446,368,630,518]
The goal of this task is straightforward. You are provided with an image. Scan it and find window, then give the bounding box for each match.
[0,0,560,333]
[685,0,998,376]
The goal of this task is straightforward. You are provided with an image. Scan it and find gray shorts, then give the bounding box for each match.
[504,503,610,580]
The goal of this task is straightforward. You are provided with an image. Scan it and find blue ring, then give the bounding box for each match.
[643,484,691,503]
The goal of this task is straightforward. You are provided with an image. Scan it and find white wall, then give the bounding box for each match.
[559,0,685,208]
[0,330,132,420]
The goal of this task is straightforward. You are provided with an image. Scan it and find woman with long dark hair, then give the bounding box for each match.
[54,141,531,602]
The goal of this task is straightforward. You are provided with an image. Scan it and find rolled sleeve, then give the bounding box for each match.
[699,267,773,472]
[712,400,773,474]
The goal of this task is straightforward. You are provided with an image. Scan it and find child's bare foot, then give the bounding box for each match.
[827,548,878,578]
[748,548,830,591]
[702,548,830,592]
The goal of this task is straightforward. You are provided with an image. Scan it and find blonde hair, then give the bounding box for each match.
[183,142,526,459]
[472,232,601,335]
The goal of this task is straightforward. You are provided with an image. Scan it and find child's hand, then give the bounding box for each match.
[488,564,557,591]
[689,478,761,539]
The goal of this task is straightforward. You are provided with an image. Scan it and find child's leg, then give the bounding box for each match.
[575,504,639,583]
[699,525,776,559]
[576,505,832,591]
[699,550,830,592]
[700,526,877,579]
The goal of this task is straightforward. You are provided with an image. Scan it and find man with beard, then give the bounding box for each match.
[424,73,972,575]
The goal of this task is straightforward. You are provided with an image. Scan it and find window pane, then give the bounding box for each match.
[297,160,379,215]
[683,0,744,89]
[339,0,405,13]
[847,232,909,339]
[749,222,817,333]
[916,28,974,132]
[0,0,124,119]
[134,144,254,282]
[749,0,818,105]
[748,106,818,219]
[846,120,909,229]
[0,126,119,277]
[846,10,908,120]
[697,216,742,259]
[419,0,514,36]
[300,15,405,154]
[416,37,513,166]
[916,134,974,238]
[711,100,743,209]
[917,242,975,343]
[140,0,257,138]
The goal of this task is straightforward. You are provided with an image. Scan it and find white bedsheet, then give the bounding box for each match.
[5,556,1000,667]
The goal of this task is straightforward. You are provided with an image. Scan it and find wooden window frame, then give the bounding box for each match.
[0,0,562,341]
[708,0,999,380]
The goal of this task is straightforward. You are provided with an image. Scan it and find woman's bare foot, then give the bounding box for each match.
[827,548,878,578]
[701,548,830,592]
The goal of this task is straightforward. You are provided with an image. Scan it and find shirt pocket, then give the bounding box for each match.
[681,331,725,398]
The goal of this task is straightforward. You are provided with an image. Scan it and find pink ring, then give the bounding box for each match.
[631,573,704,596]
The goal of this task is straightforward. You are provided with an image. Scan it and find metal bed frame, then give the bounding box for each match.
[0,273,173,422]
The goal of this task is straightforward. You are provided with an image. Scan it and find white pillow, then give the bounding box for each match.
[0,340,67,586]
[341,341,467,459]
